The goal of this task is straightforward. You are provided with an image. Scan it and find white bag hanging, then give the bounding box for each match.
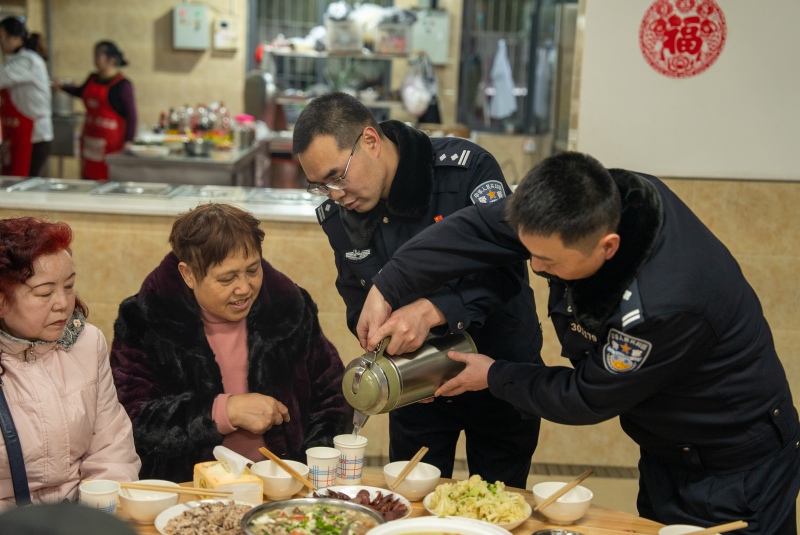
[489,39,518,120]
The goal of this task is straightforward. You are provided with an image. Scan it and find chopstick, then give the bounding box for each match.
[388,446,429,491]
[83,479,232,498]
[688,521,748,535]
[259,446,317,492]
[533,469,593,512]
[121,482,232,497]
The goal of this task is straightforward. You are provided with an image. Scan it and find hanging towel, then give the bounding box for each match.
[489,39,518,120]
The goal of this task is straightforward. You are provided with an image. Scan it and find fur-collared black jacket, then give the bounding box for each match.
[110,253,351,482]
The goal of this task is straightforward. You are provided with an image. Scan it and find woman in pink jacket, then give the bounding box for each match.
[0,217,140,509]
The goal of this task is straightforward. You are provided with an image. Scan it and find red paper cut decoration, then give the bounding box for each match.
[639,0,727,78]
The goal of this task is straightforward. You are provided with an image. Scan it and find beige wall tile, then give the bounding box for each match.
[48,0,247,134]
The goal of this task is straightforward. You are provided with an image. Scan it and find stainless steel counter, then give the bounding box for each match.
[0,177,322,222]
[105,140,269,187]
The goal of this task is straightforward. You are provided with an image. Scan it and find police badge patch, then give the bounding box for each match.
[345,249,371,261]
[470,180,507,204]
[603,329,652,374]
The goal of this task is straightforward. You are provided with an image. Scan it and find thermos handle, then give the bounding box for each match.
[351,338,387,394]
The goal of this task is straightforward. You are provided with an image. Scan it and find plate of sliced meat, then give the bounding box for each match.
[307,485,412,521]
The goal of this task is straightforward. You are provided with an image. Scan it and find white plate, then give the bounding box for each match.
[368,516,514,535]
[423,491,532,531]
[306,485,412,520]
[153,499,253,535]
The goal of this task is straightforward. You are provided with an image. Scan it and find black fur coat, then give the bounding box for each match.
[110,253,351,482]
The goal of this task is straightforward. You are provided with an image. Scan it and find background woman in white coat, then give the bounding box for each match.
[0,17,52,177]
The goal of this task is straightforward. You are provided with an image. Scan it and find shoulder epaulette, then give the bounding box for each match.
[316,199,339,225]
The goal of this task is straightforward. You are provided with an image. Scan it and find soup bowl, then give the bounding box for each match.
[383,461,440,501]
[532,482,593,525]
[118,479,180,524]
[250,459,309,500]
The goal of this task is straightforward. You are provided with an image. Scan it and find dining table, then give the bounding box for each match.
[118,469,664,535]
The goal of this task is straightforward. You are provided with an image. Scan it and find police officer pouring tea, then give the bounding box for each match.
[293,92,543,488]
[358,152,800,534]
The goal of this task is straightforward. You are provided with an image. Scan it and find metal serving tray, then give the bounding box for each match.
[170,185,250,202]
[0,178,26,190]
[246,188,316,203]
[91,181,181,197]
[7,177,104,194]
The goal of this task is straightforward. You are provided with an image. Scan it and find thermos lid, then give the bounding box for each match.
[342,364,383,411]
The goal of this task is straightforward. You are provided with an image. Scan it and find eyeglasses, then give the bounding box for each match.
[306,133,362,196]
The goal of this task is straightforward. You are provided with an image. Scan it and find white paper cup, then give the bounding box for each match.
[306,446,341,488]
[333,434,368,485]
[79,480,120,514]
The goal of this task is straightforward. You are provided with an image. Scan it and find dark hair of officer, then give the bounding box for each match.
[95,39,129,67]
[507,151,622,251]
[292,92,382,154]
[169,203,265,280]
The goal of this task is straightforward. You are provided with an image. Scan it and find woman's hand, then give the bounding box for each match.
[226,393,290,435]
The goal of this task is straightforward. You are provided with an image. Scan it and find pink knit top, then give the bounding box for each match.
[202,307,266,462]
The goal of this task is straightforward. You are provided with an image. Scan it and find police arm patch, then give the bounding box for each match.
[470,180,507,204]
[603,329,652,374]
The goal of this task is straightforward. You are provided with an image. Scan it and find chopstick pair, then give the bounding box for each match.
[259,446,317,492]
[83,479,232,498]
[533,469,593,512]
[388,446,429,490]
[689,521,748,535]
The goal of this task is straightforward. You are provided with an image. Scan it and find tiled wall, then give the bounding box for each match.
[30,0,247,137]
[2,176,798,467]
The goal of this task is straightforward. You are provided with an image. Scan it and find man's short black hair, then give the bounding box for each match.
[507,152,621,249]
[292,92,382,155]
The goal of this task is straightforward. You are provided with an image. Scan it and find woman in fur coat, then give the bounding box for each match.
[110,204,351,482]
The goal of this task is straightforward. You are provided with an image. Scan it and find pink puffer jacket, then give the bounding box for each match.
[0,315,141,510]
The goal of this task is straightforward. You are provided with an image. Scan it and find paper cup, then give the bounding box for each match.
[333,434,368,485]
[306,446,341,488]
[79,480,120,514]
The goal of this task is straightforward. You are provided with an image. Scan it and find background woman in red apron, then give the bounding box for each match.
[0,17,53,177]
[55,41,137,181]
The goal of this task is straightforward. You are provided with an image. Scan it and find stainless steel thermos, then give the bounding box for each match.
[342,333,476,422]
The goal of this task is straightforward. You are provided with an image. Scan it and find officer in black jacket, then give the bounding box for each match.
[293,93,543,487]
[360,152,800,534]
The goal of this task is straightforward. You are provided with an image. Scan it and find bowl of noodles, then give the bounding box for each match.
[423,475,532,531]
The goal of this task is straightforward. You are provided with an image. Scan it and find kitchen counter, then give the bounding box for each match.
[105,140,270,187]
[0,177,322,222]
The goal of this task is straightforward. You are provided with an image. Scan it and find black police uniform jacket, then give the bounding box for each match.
[317,120,542,365]
[372,169,800,476]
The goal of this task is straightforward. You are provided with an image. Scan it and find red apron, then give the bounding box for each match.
[0,88,35,177]
[81,74,127,180]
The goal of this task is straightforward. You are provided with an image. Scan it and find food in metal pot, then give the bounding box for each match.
[246,502,380,535]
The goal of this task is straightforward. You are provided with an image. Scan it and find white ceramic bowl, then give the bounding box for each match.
[383,461,441,501]
[250,460,310,500]
[118,479,180,524]
[659,525,717,535]
[532,482,593,525]
[367,516,513,535]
